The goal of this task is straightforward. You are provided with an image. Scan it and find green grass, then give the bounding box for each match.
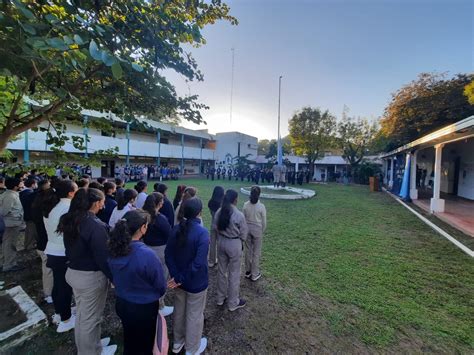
[127,178,474,351]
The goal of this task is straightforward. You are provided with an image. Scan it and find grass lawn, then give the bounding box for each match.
[128,178,473,351]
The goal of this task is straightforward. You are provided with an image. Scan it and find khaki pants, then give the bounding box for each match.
[216,237,242,309]
[24,221,37,250]
[172,288,207,354]
[209,227,218,266]
[37,250,53,297]
[149,245,169,310]
[2,226,21,271]
[66,268,108,355]
[245,225,263,278]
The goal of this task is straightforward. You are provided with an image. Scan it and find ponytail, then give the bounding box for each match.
[217,189,238,231]
[118,189,138,210]
[176,197,202,248]
[109,209,150,257]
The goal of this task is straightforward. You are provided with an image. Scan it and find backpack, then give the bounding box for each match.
[153,312,169,355]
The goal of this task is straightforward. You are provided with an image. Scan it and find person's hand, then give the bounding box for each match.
[167,278,181,289]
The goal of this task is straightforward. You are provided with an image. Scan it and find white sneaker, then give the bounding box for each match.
[101,344,117,355]
[56,315,75,333]
[172,342,185,354]
[44,296,53,304]
[185,337,207,355]
[51,313,61,325]
[101,337,111,347]
[159,305,174,317]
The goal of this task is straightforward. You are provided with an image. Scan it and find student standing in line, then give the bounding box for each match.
[174,187,197,226]
[108,209,166,355]
[19,177,38,250]
[0,177,25,272]
[207,186,224,268]
[154,183,175,227]
[114,178,125,201]
[134,180,148,209]
[31,180,53,304]
[165,197,209,355]
[59,188,117,355]
[242,186,267,282]
[97,182,117,225]
[142,193,174,317]
[173,185,186,210]
[43,180,78,333]
[213,189,248,311]
[109,189,137,228]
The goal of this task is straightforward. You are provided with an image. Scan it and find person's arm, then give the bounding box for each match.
[145,252,166,297]
[260,204,267,233]
[180,229,209,284]
[237,211,249,241]
[90,221,113,280]
[165,230,184,283]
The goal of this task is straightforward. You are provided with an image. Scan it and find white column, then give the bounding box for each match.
[295,161,299,172]
[409,151,418,200]
[430,144,445,213]
[389,158,395,188]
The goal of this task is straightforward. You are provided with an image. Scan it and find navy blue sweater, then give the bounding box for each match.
[165,218,209,293]
[97,195,118,225]
[108,241,166,304]
[64,213,112,280]
[160,197,175,227]
[143,213,172,247]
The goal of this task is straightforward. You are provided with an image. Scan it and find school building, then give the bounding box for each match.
[6,109,258,178]
[381,116,474,237]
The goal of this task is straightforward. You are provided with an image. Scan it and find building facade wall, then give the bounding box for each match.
[214,132,258,166]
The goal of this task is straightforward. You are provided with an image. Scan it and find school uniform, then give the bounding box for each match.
[64,213,112,355]
[20,188,37,250]
[160,196,175,227]
[97,195,117,225]
[143,213,172,309]
[135,192,148,209]
[213,206,248,310]
[109,241,166,355]
[109,203,134,228]
[44,198,73,322]
[165,219,209,354]
[242,201,267,279]
[0,189,24,271]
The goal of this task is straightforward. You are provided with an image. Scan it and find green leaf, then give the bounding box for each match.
[63,35,74,45]
[101,51,117,66]
[73,34,84,45]
[19,22,36,35]
[14,3,35,20]
[89,40,101,61]
[45,14,58,23]
[46,37,68,50]
[111,62,123,79]
[131,63,143,72]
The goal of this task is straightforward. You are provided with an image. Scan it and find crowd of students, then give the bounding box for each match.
[0,170,267,355]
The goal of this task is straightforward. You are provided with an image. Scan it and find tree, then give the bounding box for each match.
[257,137,291,159]
[257,139,270,156]
[337,111,378,168]
[288,107,336,175]
[380,72,474,151]
[0,0,236,152]
[464,80,474,105]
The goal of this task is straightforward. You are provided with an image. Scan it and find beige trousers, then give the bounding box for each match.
[172,288,207,354]
[66,268,108,355]
[245,225,263,278]
[149,245,169,309]
[37,250,53,297]
[2,226,21,271]
[216,237,242,309]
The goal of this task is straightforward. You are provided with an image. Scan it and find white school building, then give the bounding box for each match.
[6,109,258,177]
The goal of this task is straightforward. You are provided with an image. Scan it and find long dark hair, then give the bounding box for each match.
[117,189,138,210]
[250,186,261,204]
[176,197,202,248]
[217,189,238,231]
[142,192,164,218]
[208,186,224,213]
[177,187,197,222]
[41,180,77,218]
[173,185,186,209]
[57,188,105,242]
[109,209,150,258]
[134,180,147,193]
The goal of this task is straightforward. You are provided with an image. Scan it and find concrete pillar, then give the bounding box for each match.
[409,151,418,200]
[199,137,203,174]
[430,144,445,213]
[23,130,30,165]
[156,130,161,167]
[389,158,394,188]
[83,115,89,158]
[126,122,130,166]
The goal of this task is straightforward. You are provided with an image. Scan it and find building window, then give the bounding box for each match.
[160,138,169,144]
[247,143,251,148]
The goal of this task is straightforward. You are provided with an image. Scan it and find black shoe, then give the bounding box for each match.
[245,271,251,279]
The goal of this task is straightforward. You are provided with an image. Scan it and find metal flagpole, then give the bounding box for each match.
[277,75,283,165]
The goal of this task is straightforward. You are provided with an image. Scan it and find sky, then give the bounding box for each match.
[166,0,473,140]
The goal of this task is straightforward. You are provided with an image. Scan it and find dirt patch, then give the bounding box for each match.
[0,294,28,333]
